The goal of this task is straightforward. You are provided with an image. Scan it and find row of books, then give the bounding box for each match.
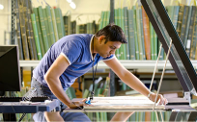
[16,0,100,60]
[16,0,197,61]
[114,4,197,60]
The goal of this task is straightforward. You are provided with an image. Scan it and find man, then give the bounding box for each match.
[31,23,167,121]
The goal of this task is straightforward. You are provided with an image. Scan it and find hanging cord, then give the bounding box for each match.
[149,43,163,122]
[85,37,98,105]
[90,37,98,101]
[153,38,172,110]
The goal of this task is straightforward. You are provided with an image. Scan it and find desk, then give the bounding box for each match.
[0,99,59,121]
[64,97,197,121]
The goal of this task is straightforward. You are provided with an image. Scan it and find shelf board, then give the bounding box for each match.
[19,60,197,70]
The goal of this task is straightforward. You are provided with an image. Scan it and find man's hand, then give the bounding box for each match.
[68,98,87,109]
[148,92,168,105]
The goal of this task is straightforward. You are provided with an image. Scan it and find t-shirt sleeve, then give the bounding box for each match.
[102,54,115,61]
[61,41,81,65]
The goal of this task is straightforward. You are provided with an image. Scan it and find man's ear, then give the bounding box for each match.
[98,35,105,41]
[98,35,106,43]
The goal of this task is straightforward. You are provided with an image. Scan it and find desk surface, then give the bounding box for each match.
[0,99,59,113]
[64,96,196,112]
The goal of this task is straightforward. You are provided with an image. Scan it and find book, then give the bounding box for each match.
[142,6,151,60]
[18,0,30,60]
[31,13,43,60]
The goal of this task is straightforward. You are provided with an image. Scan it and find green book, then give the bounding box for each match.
[123,7,130,60]
[128,9,136,60]
[31,13,43,60]
[180,6,189,45]
[99,11,105,30]
[139,7,146,60]
[172,6,180,29]
[132,6,140,60]
[65,87,76,100]
[43,8,51,47]
[37,6,49,52]
[150,23,155,60]
[51,8,59,41]
[33,8,45,55]
[55,8,64,39]
[45,6,56,45]
[114,9,120,59]
[135,5,144,60]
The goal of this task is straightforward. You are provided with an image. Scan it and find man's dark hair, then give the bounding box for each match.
[95,23,127,44]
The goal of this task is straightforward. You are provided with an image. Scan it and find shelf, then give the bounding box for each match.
[19,60,197,70]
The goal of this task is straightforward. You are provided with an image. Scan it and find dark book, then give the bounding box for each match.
[22,0,35,60]
[15,0,24,60]
[18,0,30,60]
[27,0,38,60]
[186,6,196,57]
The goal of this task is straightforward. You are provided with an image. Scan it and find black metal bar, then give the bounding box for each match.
[11,0,16,44]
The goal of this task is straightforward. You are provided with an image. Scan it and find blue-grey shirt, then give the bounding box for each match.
[33,34,114,90]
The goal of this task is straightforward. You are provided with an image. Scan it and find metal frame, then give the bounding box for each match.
[141,0,197,93]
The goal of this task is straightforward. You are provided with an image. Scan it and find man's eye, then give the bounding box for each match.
[110,46,116,49]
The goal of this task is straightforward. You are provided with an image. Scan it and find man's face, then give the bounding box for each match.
[98,39,122,58]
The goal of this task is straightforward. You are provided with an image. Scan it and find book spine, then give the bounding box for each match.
[27,0,38,60]
[18,0,30,60]
[31,13,43,60]
[33,8,45,55]
[15,0,24,60]
[23,0,35,60]
[128,9,136,60]
[38,6,49,52]
[142,6,151,60]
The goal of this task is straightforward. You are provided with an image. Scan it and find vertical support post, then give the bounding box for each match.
[11,0,16,44]
[109,0,115,96]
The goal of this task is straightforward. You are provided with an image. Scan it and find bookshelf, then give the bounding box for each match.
[19,60,197,70]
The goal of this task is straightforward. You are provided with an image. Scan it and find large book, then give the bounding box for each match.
[37,6,49,52]
[63,16,69,35]
[172,6,180,29]
[142,6,151,60]
[45,6,56,45]
[135,5,144,60]
[128,9,136,60]
[55,8,64,39]
[132,6,140,60]
[43,8,52,48]
[31,13,43,60]
[27,0,38,60]
[180,6,189,44]
[33,8,45,55]
[50,8,59,41]
[18,0,30,60]
[186,6,196,57]
[23,0,35,60]
[15,0,24,60]
[123,7,130,60]
[176,5,185,35]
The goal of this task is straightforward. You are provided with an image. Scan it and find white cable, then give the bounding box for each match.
[153,38,173,110]
[149,44,163,91]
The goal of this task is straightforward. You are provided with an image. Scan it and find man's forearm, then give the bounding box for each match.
[120,70,150,97]
[45,77,72,106]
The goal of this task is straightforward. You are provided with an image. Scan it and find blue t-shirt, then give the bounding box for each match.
[33,34,114,90]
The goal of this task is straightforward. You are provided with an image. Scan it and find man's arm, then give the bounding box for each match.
[44,54,78,108]
[104,57,167,105]
[104,57,150,97]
